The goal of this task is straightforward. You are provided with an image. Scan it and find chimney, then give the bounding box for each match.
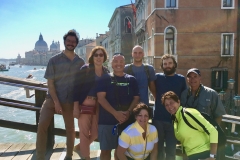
[96,33,98,38]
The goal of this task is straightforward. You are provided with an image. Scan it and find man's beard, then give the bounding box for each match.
[163,67,176,75]
[65,44,76,51]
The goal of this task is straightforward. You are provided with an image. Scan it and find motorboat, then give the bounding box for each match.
[0,64,9,71]
[26,74,33,79]
[9,62,16,66]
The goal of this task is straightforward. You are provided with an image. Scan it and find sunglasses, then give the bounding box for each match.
[94,53,104,57]
[112,123,119,136]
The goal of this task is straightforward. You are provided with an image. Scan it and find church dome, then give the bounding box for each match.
[50,41,57,49]
[35,34,48,47]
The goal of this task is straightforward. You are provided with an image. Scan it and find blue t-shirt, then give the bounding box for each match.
[96,73,139,125]
[154,73,187,123]
[124,64,156,105]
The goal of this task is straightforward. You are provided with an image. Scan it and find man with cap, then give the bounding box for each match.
[180,68,226,125]
[180,68,226,160]
[96,53,140,160]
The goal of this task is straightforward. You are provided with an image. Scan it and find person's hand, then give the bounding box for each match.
[73,104,80,119]
[54,102,62,114]
[124,110,131,120]
[114,111,127,123]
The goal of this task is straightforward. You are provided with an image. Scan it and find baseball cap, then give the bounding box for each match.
[186,68,201,77]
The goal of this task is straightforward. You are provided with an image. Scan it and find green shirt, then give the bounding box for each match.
[174,106,218,156]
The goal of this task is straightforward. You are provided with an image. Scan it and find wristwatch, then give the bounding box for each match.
[210,154,217,158]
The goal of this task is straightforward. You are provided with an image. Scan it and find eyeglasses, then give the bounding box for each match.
[112,123,119,136]
[94,53,104,57]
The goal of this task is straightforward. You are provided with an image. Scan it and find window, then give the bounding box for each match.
[151,0,155,11]
[125,17,132,33]
[211,69,228,91]
[221,0,234,9]
[221,33,234,56]
[165,27,175,54]
[151,29,154,56]
[166,0,176,8]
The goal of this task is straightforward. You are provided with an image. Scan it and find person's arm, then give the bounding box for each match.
[47,79,62,114]
[116,145,128,160]
[150,143,158,160]
[97,92,127,123]
[148,81,156,100]
[205,143,217,160]
[215,116,222,125]
[125,96,140,120]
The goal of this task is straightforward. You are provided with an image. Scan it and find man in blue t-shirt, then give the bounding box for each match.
[153,54,187,160]
[124,45,156,105]
[96,54,140,160]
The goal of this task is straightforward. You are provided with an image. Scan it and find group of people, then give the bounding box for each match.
[35,29,226,160]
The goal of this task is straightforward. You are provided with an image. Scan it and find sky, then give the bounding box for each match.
[0,0,134,59]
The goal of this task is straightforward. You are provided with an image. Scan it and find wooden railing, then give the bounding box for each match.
[0,75,79,149]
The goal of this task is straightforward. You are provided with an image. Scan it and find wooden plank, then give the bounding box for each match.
[0,143,25,160]
[0,100,40,111]
[0,98,35,106]
[12,143,35,160]
[0,143,12,156]
[0,75,47,88]
[223,114,240,121]
[227,139,240,145]
[50,143,66,160]
[0,120,37,133]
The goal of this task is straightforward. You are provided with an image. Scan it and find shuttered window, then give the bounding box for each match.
[211,70,228,92]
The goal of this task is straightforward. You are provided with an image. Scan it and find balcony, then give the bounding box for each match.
[135,19,145,34]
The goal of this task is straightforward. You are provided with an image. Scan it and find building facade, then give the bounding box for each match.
[135,0,239,93]
[108,4,135,64]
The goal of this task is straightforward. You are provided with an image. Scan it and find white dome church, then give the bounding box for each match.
[34,33,48,53]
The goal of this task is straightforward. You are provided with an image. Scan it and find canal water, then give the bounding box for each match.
[0,64,100,150]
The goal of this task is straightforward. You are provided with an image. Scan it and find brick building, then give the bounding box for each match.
[135,0,239,93]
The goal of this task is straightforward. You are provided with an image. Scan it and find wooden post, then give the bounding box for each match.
[35,89,54,149]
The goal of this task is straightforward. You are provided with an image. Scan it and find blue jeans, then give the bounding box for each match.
[153,120,176,160]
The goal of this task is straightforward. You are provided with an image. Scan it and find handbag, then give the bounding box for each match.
[80,105,96,115]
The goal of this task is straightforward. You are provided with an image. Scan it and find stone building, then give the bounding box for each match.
[108,4,135,64]
[75,38,95,58]
[76,41,96,62]
[24,33,61,65]
[134,0,239,93]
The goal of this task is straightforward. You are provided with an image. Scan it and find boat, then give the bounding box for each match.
[9,62,16,66]
[0,64,9,71]
[26,74,33,79]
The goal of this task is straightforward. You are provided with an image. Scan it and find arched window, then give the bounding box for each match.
[165,27,175,54]
[125,17,132,33]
